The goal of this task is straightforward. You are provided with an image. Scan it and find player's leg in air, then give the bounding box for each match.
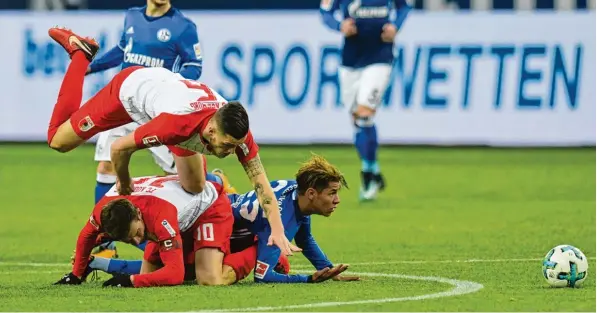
[46,27,137,153]
[340,64,392,201]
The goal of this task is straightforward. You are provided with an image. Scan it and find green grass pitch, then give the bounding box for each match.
[0,144,594,311]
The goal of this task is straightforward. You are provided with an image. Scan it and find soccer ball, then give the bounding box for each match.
[542,245,588,288]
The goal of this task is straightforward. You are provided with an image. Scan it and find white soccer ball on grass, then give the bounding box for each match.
[542,245,588,288]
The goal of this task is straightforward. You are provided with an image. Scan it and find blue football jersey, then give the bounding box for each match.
[89,6,202,80]
[320,0,411,68]
[229,180,333,283]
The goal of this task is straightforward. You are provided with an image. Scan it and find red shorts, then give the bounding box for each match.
[181,185,233,264]
[69,66,142,140]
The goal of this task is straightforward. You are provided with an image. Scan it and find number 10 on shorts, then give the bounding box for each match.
[197,223,214,241]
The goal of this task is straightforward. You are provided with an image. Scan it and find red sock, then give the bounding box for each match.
[223,245,257,282]
[47,51,90,144]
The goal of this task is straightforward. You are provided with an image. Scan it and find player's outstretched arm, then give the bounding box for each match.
[319,0,342,31]
[87,45,124,74]
[242,155,301,256]
[55,219,101,285]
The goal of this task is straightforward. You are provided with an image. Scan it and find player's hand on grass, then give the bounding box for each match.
[116,179,134,195]
[102,274,134,287]
[332,274,360,282]
[381,23,397,42]
[267,232,302,256]
[309,264,349,283]
[341,18,357,37]
[54,272,82,285]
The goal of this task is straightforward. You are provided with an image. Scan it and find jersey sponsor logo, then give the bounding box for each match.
[78,116,95,132]
[193,43,202,60]
[320,0,333,10]
[89,215,100,230]
[142,135,162,147]
[124,53,165,68]
[349,5,390,19]
[161,220,177,237]
[125,26,134,35]
[190,101,222,111]
[157,28,171,42]
[254,260,270,279]
[159,238,181,252]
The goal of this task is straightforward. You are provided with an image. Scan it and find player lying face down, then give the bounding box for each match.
[54,176,236,287]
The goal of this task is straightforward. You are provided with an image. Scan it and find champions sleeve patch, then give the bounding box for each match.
[254,260,270,279]
[161,220,177,237]
[193,43,202,60]
[159,238,182,252]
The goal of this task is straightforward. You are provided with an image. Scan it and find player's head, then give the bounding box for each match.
[148,0,170,6]
[295,154,348,217]
[100,199,146,245]
[207,101,250,158]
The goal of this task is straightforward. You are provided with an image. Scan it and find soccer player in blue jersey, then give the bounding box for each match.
[87,0,204,207]
[84,155,359,284]
[319,0,411,201]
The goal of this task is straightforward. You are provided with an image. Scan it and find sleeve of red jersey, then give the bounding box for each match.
[133,112,203,151]
[72,209,103,278]
[131,205,185,287]
[235,130,259,164]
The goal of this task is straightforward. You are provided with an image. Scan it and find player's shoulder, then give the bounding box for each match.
[124,6,145,17]
[171,8,197,29]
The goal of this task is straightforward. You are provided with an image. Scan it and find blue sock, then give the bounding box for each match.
[355,123,379,172]
[95,182,114,204]
[206,173,223,185]
[90,257,142,275]
[95,173,117,204]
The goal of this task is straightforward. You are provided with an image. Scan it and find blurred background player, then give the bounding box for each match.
[320,0,411,201]
[86,0,204,207]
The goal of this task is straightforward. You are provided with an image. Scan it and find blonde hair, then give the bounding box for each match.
[295,154,348,194]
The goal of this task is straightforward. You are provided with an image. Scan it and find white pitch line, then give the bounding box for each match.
[194,271,484,312]
[1,257,594,268]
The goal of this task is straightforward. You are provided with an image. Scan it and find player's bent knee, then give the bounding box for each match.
[49,123,85,153]
[96,161,115,175]
[194,248,226,286]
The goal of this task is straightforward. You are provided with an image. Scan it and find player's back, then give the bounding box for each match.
[121,6,196,71]
[230,180,299,235]
[118,67,226,124]
[102,175,221,232]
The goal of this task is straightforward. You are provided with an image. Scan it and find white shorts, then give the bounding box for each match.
[94,123,177,174]
[339,63,393,112]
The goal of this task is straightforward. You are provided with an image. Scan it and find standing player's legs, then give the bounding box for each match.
[341,64,392,200]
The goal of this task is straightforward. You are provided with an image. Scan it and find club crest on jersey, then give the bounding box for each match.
[161,220,177,237]
[157,28,171,42]
[254,260,270,279]
[142,135,161,147]
[78,116,94,132]
[320,0,332,10]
